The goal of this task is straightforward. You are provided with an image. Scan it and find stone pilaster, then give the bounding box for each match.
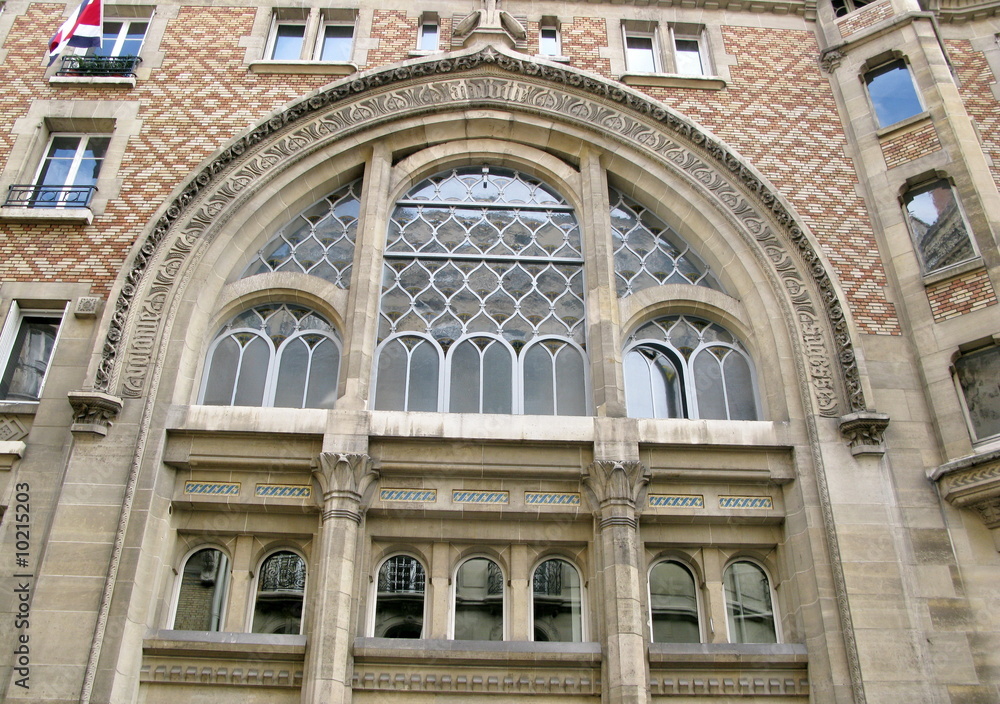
[582,459,651,704]
[301,452,379,704]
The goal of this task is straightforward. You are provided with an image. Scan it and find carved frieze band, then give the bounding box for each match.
[140,662,303,688]
[96,45,864,418]
[931,450,1000,530]
[352,668,600,694]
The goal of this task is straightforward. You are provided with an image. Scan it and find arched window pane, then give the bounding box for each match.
[693,348,727,420]
[202,337,241,405]
[450,340,482,413]
[252,551,305,634]
[723,351,757,421]
[523,344,554,415]
[173,548,230,631]
[532,559,582,642]
[274,337,309,408]
[649,561,699,643]
[305,337,340,409]
[454,558,503,640]
[375,556,426,638]
[374,339,409,410]
[408,339,439,411]
[233,336,269,407]
[724,561,776,644]
[555,344,587,416]
[482,341,512,414]
[624,346,682,419]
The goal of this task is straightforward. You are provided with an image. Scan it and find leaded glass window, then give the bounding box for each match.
[610,188,722,297]
[375,555,426,638]
[374,167,589,415]
[242,179,361,288]
[200,303,341,409]
[624,315,758,420]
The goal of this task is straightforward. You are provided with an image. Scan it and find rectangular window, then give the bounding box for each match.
[317,23,353,61]
[673,36,704,76]
[91,19,148,57]
[268,22,306,60]
[625,32,658,73]
[11,134,110,209]
[539,23,561,56]
[903,178,976,274]
[955,344,1000,443]
[418,18,439,51]
[0,305,62,402]
[865,59,923,128]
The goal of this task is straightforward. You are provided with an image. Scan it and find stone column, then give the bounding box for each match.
[582,459,651,704]
[301,452,379,704]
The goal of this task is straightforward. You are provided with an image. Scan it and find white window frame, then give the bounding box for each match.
[721,558,781,645]
[623,27,661,73]
[669,28,710,77]
[265,16,308,61]
[91,17,149,57]
[168,544,232,632]
[26,133,110,208]
[450,556,507,641]
[314,19,355,62]
[539,22,561,57]
[0,302,66,403]
[417,15,439,52]
[647,558,704,644]
[248,548,308,635]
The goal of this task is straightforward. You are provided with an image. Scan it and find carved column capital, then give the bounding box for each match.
[839,411,890,455]
[312,452,379,523]
[582,460,650,529]
[820,49,844,74]
[67,390,123,437]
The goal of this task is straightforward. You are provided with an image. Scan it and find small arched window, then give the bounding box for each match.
[723,560,777,644]
[532,558,583,642]
[374,167,589,416]
[648,560,700,643]
[172,547,230,631]
[624,315,759,420]
[453,557,504,640]
[374,555,426,638]
[252,550,306,634]
[201,303,341,409]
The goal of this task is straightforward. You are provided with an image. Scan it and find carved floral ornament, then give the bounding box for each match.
[95,44,871,426]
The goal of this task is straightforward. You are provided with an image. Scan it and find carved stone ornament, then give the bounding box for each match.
[820,49,845,74]
[583,460,650,509]
[0,415,29,442]
[312,452,380,523]
[95,44,868,420]
[67,390,124,436]
[839,411,890,455]
[929,449,1000,531]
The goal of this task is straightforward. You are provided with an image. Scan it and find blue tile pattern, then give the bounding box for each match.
[380,489,437,502]
[452,490,509,504]
[648,494,704,508]
[184,482,240,496]
[256,484,312,498]
[525,492,581,505]
[719,496,773,509]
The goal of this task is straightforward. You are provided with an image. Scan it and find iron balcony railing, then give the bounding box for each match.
[56,55,142,78]
[5,184,97,209]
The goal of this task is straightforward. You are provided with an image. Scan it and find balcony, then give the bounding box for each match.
[56,55,142,77]
[0,185,97,224]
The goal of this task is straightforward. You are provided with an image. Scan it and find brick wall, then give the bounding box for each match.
[881,121,942,169]
[562,17,612,76]
[926,268,998,321]
[947,38,1000,192]
[837,0,894,38]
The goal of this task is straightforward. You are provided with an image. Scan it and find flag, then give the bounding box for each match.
[47,0,103,65]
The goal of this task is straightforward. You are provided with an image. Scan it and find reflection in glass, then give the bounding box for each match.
[253,551,306,634]
[674,39,703,76]
[532,559,582,642]
[649,561,700,643]
[375,556,426,638]
[0,317,59,401]
[173,548,230,631]
[955,345,1000,442]
[865,60,922,128]
[903,180,975,273]
[624,346,682,418]
[724,561,776,644]
[454,558,504,640]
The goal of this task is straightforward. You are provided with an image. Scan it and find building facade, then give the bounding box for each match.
[0,0,999,701]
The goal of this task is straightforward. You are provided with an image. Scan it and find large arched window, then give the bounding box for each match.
[200,303,341,409]
[532,558,583,642]
[374,555,426,638]
[624,315,759,420]
[172,547,230,631]
[453,557,504,640]
[373,167,589,415]
[252,550,306,634]
[648,560,700,643]
[723,560,777,644]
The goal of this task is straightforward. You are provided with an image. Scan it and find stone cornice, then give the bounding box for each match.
[929,449,1000,529]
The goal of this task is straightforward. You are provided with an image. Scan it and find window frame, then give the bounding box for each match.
[953,341,1000,446]
[371,553,429,639]
[722,558,780,645]
[169,545,233,632]
[0,302,66,403]
[623,27,661,73]
[538,20,561,57]
[17,133,111,210]
[88,17,149,58]
[530,556,587,643]
[314,19,355,62]
[451,555,507,641]
[647,558,703,644]
[265,16,308,61]
[900,176,978,276]
[863,57,925,129]
[669,27,710,77]
[249,548,308,635]
[417,14,440,52]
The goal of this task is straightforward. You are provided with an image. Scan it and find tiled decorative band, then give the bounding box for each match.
[452,490,509,504]
[719,496,773,509]
[525,492,581,505]
[648,494,704,508]
[380,489,437,502]
[184,481,240,496]
[256,484,311,498]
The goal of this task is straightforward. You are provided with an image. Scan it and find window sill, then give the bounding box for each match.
[876,110,931,139]
[354,637,602,665]
[248,60,356,76]
[49,75,137,87]
[648,642,807,664]
[409,49,442,57]
[0,206,94,224]
[620,72,725,90]
[0,400,39,415]
[534,54,571,63]
[144,630,306,658]
[921,257,983,286]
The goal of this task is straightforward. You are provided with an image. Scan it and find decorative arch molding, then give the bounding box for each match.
[96,43,870,419]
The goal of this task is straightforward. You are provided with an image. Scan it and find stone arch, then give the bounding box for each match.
[95,44,870,419]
